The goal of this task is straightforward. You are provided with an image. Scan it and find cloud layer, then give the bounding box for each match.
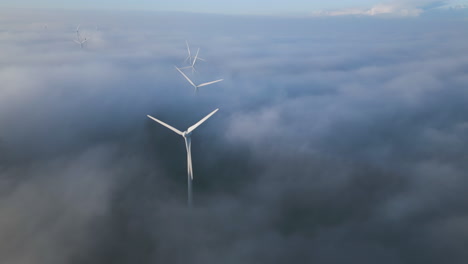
[1,9,468,264]
[312,0,458,16]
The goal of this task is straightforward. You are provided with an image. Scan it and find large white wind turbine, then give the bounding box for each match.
[175,66,223,93]
[147,108,219,206]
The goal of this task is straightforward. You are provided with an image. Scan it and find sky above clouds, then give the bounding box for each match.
[0,4,468,264]
[2,0,468,15]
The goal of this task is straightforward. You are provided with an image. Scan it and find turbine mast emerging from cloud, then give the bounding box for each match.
[147,108,219,207]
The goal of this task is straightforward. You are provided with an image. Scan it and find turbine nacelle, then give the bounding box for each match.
[182,131,192,138]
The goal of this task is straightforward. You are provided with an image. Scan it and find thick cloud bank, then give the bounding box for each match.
[1,9,468,264]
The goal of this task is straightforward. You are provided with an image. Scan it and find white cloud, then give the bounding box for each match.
[311,0,449,17]
[312,5,423,17]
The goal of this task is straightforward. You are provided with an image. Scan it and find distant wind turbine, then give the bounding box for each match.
[180,48,201,74]
[147,108,219,207]
[175,66,223,93]
[74,24,88,49]
[183,41,206,66]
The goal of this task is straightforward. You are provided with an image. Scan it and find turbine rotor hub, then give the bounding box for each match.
[182,131,191,138]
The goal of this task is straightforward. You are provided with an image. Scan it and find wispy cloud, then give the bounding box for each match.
[312,0,451,17]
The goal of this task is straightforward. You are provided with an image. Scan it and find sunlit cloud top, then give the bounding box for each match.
[1,0,467,16]
[312,0,467,17]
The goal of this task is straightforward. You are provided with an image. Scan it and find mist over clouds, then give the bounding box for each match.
[312,0,466,16]
[1,9,468,264]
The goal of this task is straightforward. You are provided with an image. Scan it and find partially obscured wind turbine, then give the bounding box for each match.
[180,48,200,74]
[183,41,206,66]
[74,24,88,48]
[147,108,219,206]
[175,66,223,93]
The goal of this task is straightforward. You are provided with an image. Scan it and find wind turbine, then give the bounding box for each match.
[180,48,201,74]
[74,24,88,49]
[175,66,223,93]
[183,41,206,66]
[147,108,219,207]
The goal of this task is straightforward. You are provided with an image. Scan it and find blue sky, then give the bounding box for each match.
[2,0,467,15]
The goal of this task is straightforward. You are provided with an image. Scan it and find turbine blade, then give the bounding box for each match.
[175,66,196,88]
[187,108,219,133]
[147,115,183,135]
[186,40,191,64]
[196,79,223,88]
[197,57,206,62]
[192,48,199,67]
[73,40,81,44]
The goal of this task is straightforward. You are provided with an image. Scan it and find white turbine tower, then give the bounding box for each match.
[147,108,219,207]
[175,66,223,93]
